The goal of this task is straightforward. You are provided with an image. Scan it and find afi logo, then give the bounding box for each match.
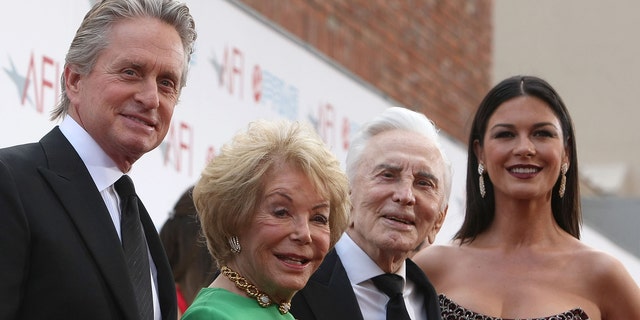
[4,52,61,114]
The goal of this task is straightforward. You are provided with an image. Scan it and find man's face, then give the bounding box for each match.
[65,17,185,171]
[348,129,447,265]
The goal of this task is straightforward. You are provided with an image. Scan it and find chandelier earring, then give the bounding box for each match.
[559,163,568,198]
[478,163,486,198]
[228,236,241,254]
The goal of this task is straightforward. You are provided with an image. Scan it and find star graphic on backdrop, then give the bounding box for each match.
[210,51,223,84]
[3,56,32,106]
[307,113,319,132]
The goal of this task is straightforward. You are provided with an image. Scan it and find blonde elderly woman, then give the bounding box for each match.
[182,120,350,320]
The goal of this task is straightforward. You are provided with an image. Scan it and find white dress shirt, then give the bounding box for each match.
[59,117,162,320]
[334,233,427,320]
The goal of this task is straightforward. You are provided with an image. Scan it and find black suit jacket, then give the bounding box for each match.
[291,249,442,320]
[0,127,176,320]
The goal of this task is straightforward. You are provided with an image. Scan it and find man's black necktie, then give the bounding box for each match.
[372,273,411,320]
[115,175,153,320]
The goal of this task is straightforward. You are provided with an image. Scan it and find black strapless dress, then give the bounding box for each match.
[439,294,590,320]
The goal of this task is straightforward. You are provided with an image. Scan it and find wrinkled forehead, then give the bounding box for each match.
[361,130,447,177]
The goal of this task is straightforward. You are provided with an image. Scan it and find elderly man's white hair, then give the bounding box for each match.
[345,106,453,211]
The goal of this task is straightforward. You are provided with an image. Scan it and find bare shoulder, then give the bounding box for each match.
[571,243,640,318]
[571,244,635,283]
[412,243,463,279]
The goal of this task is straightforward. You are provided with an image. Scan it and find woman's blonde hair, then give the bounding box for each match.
[193,120,350,267]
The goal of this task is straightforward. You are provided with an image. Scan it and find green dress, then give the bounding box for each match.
[181,288,295,320]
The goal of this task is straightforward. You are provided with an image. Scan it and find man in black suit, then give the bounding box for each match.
[0,1,197,319]
[291,107,452,320]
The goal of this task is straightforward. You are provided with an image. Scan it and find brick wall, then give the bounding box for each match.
[236,0,492,143]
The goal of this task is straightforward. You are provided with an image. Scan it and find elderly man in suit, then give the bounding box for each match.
[0,1,197,319]
[291,107,452,320]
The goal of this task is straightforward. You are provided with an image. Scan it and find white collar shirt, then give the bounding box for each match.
[335,233,427,320]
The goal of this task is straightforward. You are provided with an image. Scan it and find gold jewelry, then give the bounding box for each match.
[220,265,291,314]
[478,163,486,198]
[559,163,568,198]
[228,236,241,254]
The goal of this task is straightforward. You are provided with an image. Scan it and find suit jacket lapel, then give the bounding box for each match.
[406,259,442,320]
[139,201,177,320]
[38,128,140,320]
[298,249,364,320]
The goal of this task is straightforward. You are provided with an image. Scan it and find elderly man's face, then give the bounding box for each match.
[348,129,447,263]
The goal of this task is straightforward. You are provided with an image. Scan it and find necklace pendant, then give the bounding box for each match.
[221,266,292,314]
[257,293,271,307]
[278,302,291,314]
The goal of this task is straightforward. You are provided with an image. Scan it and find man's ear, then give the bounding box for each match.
[64,65,82,104]
[426,204,448,245]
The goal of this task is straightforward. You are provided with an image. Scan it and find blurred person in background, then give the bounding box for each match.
[160,186,216,319]
[0,0,196,319]
[182,119,351,320]
[414,75,640,319]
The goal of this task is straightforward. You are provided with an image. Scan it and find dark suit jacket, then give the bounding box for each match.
[0,127,176,320]
[291,249,442,320]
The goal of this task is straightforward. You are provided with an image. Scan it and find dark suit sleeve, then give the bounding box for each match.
[0,157,30,319]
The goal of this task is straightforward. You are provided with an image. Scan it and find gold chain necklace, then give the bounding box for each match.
[220,265,291,315]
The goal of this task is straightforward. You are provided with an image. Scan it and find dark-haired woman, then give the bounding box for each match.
[414,75,640,319]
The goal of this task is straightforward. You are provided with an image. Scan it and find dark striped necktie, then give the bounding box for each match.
[115,175,153,320]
